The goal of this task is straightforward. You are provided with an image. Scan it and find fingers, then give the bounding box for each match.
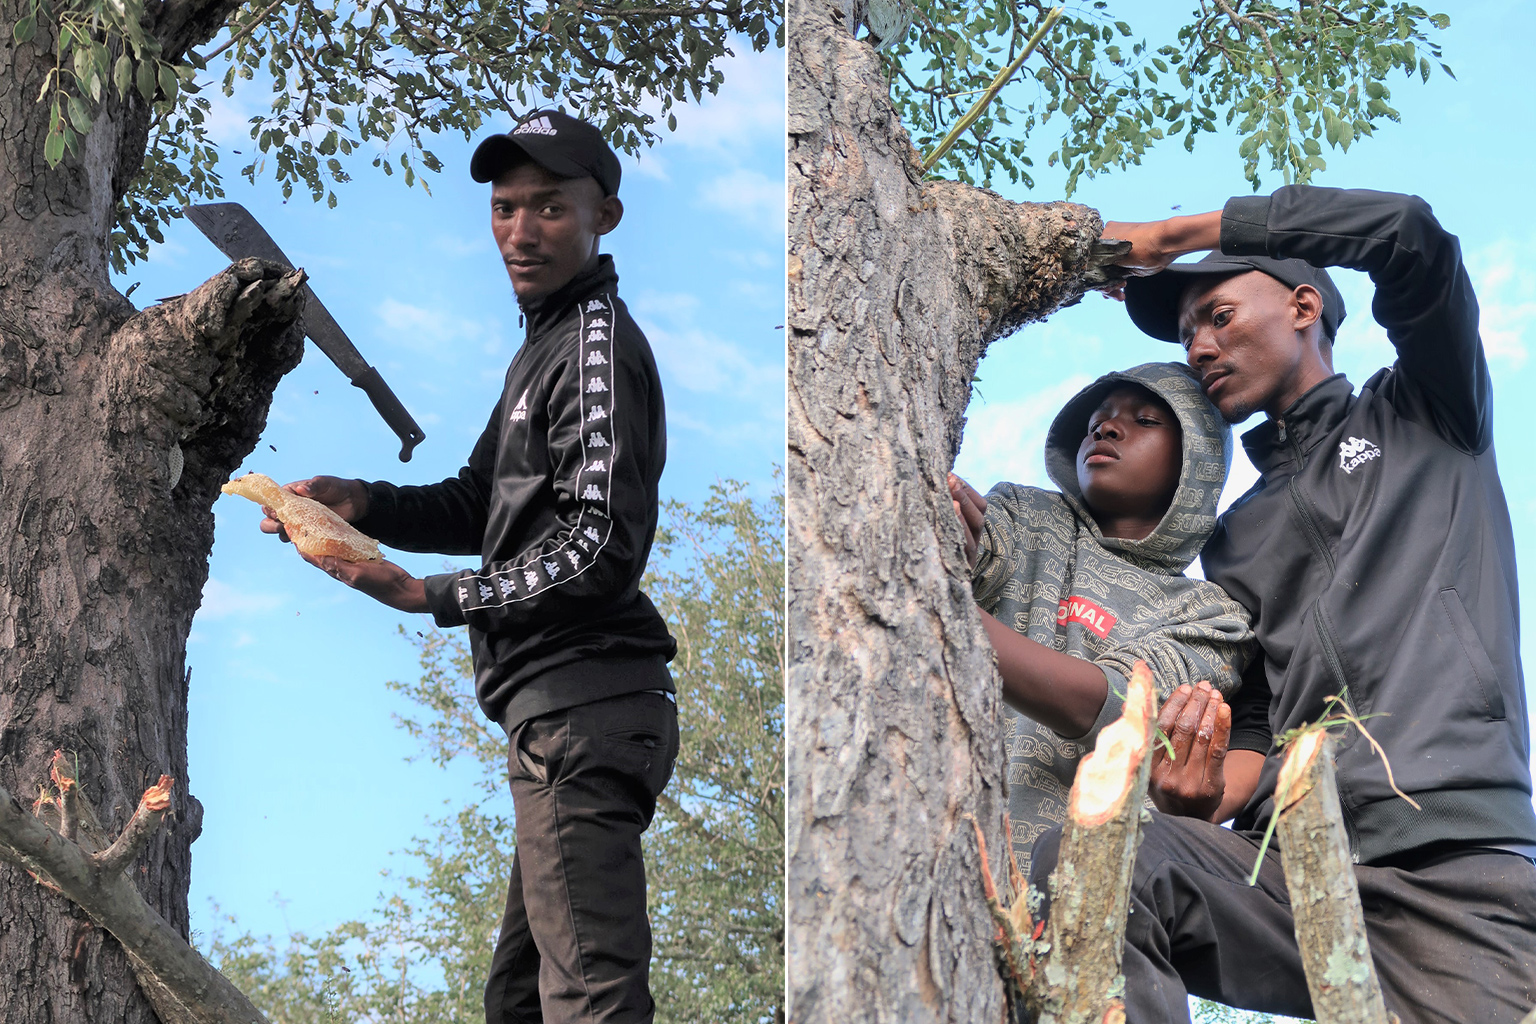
[947,473,988,515]
[1183,684,1225,774]
[1156,683,1192,738]
[1163,681,1218,766]
[258,507,291,543]
[1203,702,1231,788]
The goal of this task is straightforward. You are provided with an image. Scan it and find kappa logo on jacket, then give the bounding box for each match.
[1338,435,1381,474]
[509,389,529,423]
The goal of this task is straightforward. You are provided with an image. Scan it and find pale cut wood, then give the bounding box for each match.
[0,766,273,1024]
[1028,661,1157,1024]
[1275,730,1391,1024]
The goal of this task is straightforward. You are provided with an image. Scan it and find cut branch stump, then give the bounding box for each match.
[1023,660,1158,1024]
[0,753,272,1024]
[1274,729,1392,1024]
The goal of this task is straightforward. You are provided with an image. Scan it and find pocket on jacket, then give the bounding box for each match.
[1439,587,1505,721]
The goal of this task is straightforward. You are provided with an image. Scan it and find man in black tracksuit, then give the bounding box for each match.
[266,111,677,1024]
[1028,185,1536,1022]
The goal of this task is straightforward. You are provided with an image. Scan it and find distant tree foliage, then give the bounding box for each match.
[205,478,785,1023]
[644,479,785,1022]
[879,0,1451,192]
[28,0,781,271]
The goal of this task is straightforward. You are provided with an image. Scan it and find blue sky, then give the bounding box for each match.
[112,44,784,943]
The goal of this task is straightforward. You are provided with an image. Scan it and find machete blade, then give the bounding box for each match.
[183,202,426,462]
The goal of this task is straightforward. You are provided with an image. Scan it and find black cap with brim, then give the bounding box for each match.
[1123,251,1346,344]
[469,109,622,195]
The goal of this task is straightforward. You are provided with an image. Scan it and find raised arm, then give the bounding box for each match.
[1104,187,1489,452]
[1225,186,1487,451]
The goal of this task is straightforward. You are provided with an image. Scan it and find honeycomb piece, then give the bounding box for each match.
[221,472,381,563]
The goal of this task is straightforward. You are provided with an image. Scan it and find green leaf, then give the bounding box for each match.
[44,125,66,166]
[114,55,132,97]
[67,94,93,134]
[136,59,155,102]
[158,63,178,105]
[13,15,35,44]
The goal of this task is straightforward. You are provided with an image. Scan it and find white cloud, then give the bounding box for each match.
[631,288,783,416]
[197,578,284,620]
[1467,238,1534,370]
[375,297,502,356]
[952,374,1094,493]
[699,168,784,236]
[197,89,258,150]
[650,46,784,158]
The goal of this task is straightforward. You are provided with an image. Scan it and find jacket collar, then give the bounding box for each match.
[1241,373,1355,473]
[521,255,619,338]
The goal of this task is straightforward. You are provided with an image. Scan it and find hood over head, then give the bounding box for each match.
[1043,362,1232,573]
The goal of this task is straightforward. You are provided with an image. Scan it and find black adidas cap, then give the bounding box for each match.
[1124,251,1347,344]
[469,110,622,196]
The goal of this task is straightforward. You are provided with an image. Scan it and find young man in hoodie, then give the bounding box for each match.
[260,111,677,1024]
[1027,186,1536,1022]
[949,361,1253,875]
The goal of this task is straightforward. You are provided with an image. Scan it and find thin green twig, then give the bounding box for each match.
[920,6,1063,173]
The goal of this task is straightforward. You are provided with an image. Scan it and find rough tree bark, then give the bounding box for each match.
[1274,730,1391,1024]
[0,0,305,1014]
[786,0,1112,1019]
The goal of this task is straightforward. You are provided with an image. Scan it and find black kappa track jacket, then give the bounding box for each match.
[1207,186,1536,865]
[356,256,676,731]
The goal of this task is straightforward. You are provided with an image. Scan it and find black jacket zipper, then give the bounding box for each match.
[1284,432,1362,858]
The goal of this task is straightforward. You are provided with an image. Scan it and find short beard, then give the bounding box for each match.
[1219,396,1258,424]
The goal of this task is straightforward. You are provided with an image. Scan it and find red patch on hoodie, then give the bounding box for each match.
[1057,597,1117,639]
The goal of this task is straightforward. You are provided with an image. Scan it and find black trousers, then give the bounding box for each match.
[484,690,679,1024]
[1029,813,1536,1024]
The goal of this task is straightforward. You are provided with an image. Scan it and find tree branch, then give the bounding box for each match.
[95,776,175,876]
[1026,660,1158,1021]
[1274,730,1392,1023]
[0,772,272,1024]
[104,256,306,507]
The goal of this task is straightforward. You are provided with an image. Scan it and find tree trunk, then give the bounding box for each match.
[786,0,1106,1019]
[0,3,302,1018]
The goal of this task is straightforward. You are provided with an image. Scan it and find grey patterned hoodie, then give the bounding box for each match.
[970,362,1253,873]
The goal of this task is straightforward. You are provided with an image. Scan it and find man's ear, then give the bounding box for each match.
[595,195,624,236]
[1290,284,1323,334]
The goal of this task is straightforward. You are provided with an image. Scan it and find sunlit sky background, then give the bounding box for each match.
[112,43,784,943]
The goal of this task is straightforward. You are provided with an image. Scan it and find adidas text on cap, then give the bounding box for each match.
[1123,251,1347,345]
[469,110,622,196]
